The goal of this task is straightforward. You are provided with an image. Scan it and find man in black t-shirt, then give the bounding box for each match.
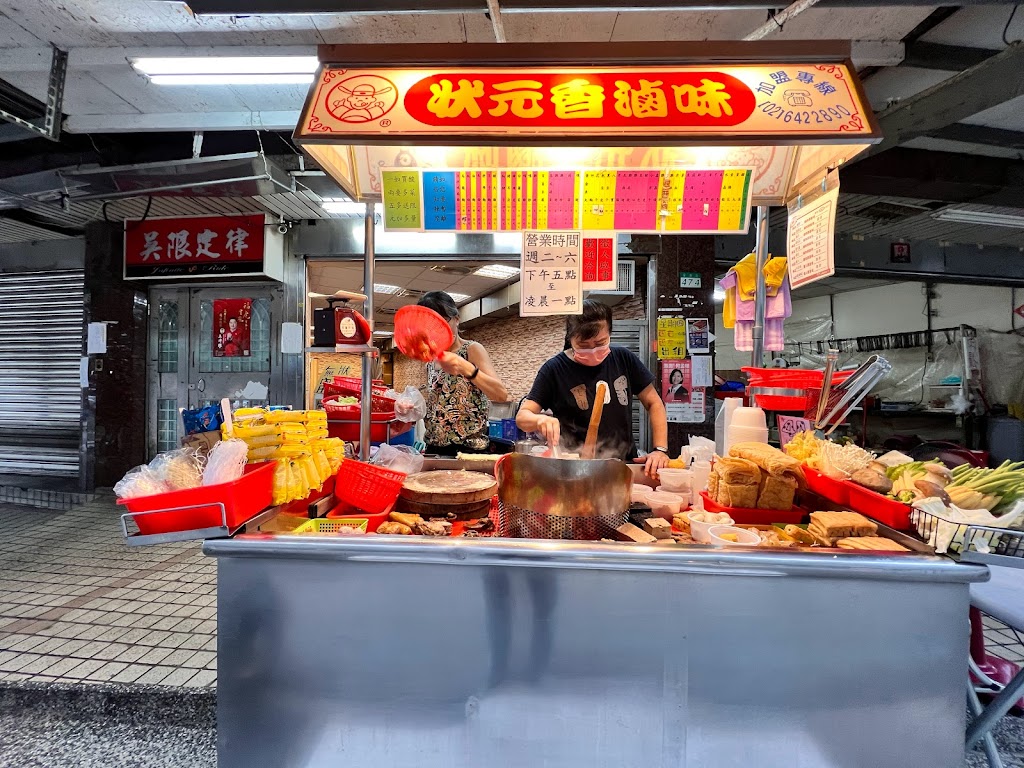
[516,301,670,478]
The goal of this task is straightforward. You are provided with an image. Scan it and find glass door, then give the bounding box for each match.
[147,285,282,458]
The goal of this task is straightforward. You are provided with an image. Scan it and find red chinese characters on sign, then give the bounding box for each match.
[404,71,755,128]
[582,237,615,286]
[124,215,265,278]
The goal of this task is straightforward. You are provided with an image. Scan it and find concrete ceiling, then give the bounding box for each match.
[2,1,1024,256]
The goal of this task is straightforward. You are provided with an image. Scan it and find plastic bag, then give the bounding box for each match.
[149,448,205,491]
[371,443,424,475]
[202,439,248,486]
[391,386,427,423]
[113,465,171,500]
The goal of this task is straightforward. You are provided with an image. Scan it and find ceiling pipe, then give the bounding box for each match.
[743,0,825,40]
[486,0,508,42]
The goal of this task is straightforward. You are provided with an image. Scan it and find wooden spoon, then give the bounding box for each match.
[582,382,608,460]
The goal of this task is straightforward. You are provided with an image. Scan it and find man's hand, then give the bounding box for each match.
[535,414,560,447]
[634,450,670,480]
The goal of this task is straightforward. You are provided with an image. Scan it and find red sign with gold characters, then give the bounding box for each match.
[298,64,874,142]
[124,214,265,279]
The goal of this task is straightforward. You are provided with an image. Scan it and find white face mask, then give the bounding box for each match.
[572,344,610,366]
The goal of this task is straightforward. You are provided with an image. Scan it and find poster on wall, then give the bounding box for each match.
[306,353,362,409]
[661,358,692,403]
[520,230,583,317]
[662,357,705,423]
[656,317,688,360]
[213,299,252,358]
[685,318,711,354]
[581,231,618,290]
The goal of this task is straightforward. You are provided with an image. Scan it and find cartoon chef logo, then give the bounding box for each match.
[326,76,398,123]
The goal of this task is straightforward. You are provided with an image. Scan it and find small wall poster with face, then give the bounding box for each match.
[662,359,706,423]
[213,298,252,358]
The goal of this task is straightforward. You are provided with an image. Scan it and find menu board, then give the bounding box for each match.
[500,170,579,230]
[787,185,839,289]
[382,167,753,233]
[520,231,583,317]
[381,170,422,230]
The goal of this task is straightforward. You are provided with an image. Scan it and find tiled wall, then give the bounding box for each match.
[393,296,647,403]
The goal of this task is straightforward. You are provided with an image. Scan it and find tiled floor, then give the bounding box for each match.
[0,497,216,688]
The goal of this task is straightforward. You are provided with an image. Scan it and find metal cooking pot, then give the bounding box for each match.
[495,453,632,540]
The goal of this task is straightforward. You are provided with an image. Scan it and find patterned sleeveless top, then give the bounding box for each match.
[424,342,490,450]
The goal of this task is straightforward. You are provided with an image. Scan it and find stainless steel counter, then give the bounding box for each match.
[205,535,986,768]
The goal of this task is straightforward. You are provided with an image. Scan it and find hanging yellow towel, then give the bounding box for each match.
[723,254,789,328]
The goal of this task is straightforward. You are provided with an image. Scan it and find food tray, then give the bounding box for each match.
[326,501,392,532]
[699,491,805,525]
[802,466,850,507]
[846,482,912,530]
[118,461,275,536]
[291,517,369,534]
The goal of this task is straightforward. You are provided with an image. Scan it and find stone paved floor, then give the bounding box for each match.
[4,494,1024,767]
[0,497,216,688]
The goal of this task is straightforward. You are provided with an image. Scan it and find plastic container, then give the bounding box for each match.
[657,468,693,495]
[646,491,686,520]
[332,458,407,515]
[686,510,735,543]
[394,305,454,362]
[707,524,761,547]
[631,484,653,505]
[691,460,712,505]
[699,491,804,525]
[727,407,769,445]
[802,465,850,507]
[119,461,275,536]
[845,482,912,530]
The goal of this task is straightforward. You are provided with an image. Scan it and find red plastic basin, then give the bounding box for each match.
[118,461,275,535]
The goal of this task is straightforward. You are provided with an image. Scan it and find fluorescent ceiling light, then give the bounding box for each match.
[373,330,394,337]
[474,264,521,279]
[373,283,405,296]
[713,287,726,303]
[932,209,1024,229]
[148,73,313,86]
[449,293,471,303]
[322,199,382,215]
[132,56,318,76]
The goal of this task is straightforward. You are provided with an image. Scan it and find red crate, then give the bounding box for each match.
[326,417,413,443]
[845,482,912,530]
[118,462,275,535]
[699,491,805,525]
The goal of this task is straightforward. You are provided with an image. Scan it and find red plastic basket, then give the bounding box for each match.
[845,482,912,530]
[394,305,453,362]
[118,461,275,535]
[333,459,407,515]
[700,491,805,525]
[324,377,395,413]
[802,466,850,507]
[743,367,855,411]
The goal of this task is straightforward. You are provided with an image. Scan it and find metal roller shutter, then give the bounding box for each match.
[610,319,649,453]
[0,270,84,477]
